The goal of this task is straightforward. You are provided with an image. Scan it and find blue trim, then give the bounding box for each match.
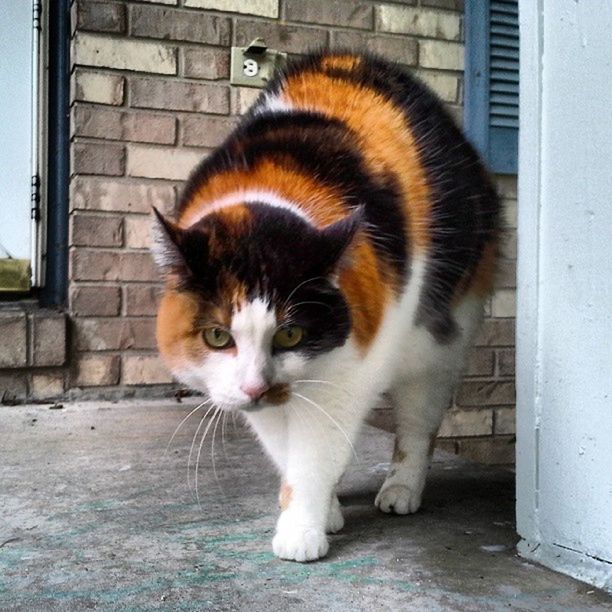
[464,0,518,175]
[41,0,70,307]
[464,0,491,162]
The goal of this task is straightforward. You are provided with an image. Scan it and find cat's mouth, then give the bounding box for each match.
[241,383,292,412]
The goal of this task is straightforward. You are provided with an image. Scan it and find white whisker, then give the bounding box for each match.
[188,403,215,493]
[292,391,358,460]
[294,379,354,397]
[195,407,221,508]
[164,399,211,457]
[283,276,327,308]
[210,408,224,488]
[220,410,229,460]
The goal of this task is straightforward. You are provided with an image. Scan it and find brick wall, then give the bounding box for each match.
[1,0,517,463]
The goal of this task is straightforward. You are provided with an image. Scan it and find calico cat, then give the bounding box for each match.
[152,51,500,562]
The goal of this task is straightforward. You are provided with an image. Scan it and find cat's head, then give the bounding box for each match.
[151,203,362,411]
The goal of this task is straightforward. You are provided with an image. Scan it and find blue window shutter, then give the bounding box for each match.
[464,0,519,175]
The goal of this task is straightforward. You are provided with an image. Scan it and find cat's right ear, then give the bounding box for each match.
[150,207,186,273]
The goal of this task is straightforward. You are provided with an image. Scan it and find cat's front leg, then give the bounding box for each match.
[272,397,361,562]
[243,406,288,474]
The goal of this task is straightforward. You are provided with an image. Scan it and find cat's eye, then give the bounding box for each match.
[203,327,234,349]
[273,325,304,349]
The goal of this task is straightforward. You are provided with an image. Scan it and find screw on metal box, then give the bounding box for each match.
[230,38,287,88]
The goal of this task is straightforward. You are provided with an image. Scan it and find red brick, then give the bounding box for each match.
[124,214,151,249]
[497,349,515,376]
[455,381,516,407]
[70,285,122,316]
[130,77,229,114]
[234,20,328,55]
[74,354,121,387]
[74,318,157,350]
[285,0,373,29]
[331,31,417,66]
[74,1,126,34]
[474,318,515,347]
[124,285,161,316]
[494,407,516,435]
[73,106,176,145]
[129,5,230,44]
[71,177,176,215]
[71,249,120,281]
[72,142,125,176]
[438,408,493,437]
[29,312,67,367]
[72,70,125,106]
[122,354,173,384]
[496,259,516,289]
[70,213,123,247]
[182,47,230,80]
[0,372,28,401]
[464,348,495,377]
[456,436,515,465]
[118,252,159,282]
[181,116,237,148]
[0,313,27,368]
[31,372,65,400]
[422,0,463,9]
[70,250,158,282]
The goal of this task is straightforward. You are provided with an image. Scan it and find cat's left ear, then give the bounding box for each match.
[318,205,365,272]
[150,207,187,273]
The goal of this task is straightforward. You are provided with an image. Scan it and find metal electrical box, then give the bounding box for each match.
[230,38,287,88]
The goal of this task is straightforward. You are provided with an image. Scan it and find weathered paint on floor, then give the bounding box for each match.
[1,400,611,611]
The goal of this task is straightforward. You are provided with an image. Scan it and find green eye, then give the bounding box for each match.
[273,325,305,349]
[203,327,234,349]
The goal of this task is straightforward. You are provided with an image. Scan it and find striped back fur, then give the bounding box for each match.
[152,50,500,401]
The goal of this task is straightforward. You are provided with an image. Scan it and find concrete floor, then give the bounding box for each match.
[1,400,611,612]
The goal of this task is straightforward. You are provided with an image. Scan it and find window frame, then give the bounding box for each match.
[40,0,70,307]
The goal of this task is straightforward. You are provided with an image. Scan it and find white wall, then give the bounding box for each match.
[517,0,612,591]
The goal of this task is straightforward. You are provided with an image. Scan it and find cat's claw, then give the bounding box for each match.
[375,483,422,515]
[326,495,344,533]
[273,525,329,562]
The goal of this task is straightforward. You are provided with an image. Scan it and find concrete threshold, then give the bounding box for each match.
[1,400,610,611]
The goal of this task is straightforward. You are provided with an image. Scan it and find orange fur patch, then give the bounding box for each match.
[449,240,498,307]
[157,290,240,367]
[339,241,389,348]
[279,482,292,511]
[157,290,207,367]
[264,383,291,405]
[179,159,345,229]
[467,241,498,297]
[280,71,433,251]
[321,54,362,72]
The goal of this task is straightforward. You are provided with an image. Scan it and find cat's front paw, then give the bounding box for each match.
[375,483,422,515]
[272,523,329,562]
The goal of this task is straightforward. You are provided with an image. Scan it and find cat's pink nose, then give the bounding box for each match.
[241,382,270,401]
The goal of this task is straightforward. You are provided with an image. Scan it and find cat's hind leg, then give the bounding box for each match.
[375,370,457,515]
[326,490,344,533]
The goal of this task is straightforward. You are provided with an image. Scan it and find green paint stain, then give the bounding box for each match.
[78,499,124,512]
[202,532,262,545]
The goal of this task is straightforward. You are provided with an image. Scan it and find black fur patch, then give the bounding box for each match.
[177,49,500,345]
[168,205,359,357]
[180,111,408,289]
